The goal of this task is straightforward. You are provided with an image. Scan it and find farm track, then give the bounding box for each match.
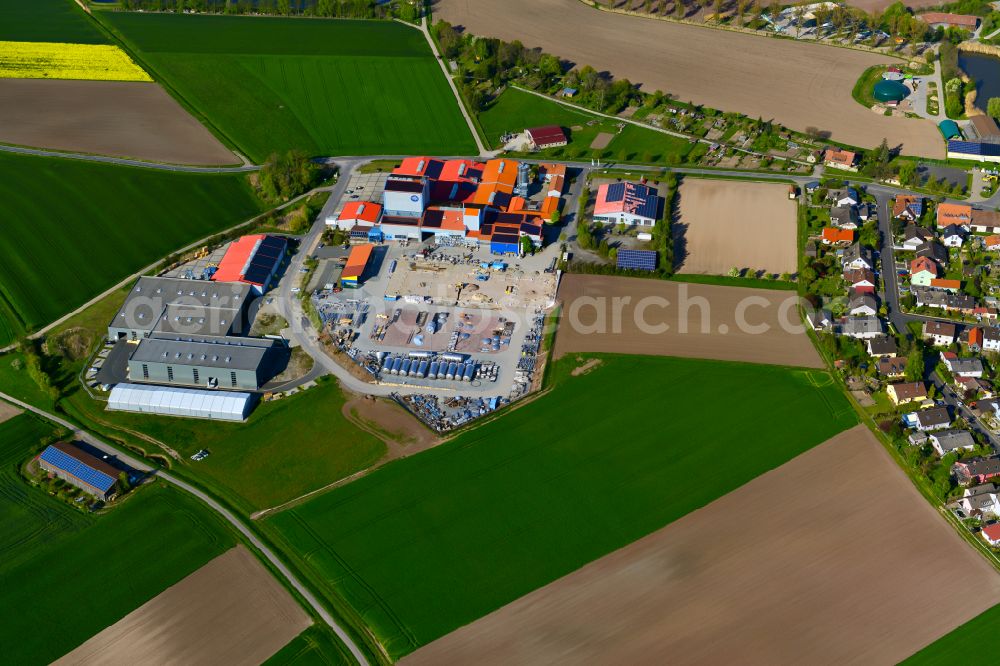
[0,141,256,172]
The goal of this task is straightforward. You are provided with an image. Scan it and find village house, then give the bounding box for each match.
[821,227,854,245]
[958,482,1000,516]
[924,320,957,346]
[981,523,1000,547]
[955,456,1000,485]
[878,356,908,379]
[828,187,861,207]
[941,224,966,248]
[941,352,984,378]
[893,195,924,221]
[842,315,884,339]
[887,381,928,406]
[956,375,993,398]
[830,205,860,230]
[912,287,976,314]
[842,243,874,271]
[985,327,1000,352]
[929,278,961,293]
[910,256,938,286]
[916,240,949,265]
[971,209,1000,234]
[901,224,935,251]
[932,429,978,456]
[824,148,858,171]
[844,268,877,292]
[915,405,952,431]
[867,336,898,357]
[806,309,833,331]
[937,202,973,229]
[986,235,1000,251]
[849,293,878,316]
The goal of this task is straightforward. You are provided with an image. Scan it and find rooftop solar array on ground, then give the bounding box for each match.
[39,445,116,492]
[617,249,658,271]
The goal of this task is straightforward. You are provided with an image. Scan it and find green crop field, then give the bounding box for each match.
[264,354,857,658]
[266,626,351,666]
[0,151,263,346]
[100,13,476,161]
[60,377,386,514]
[0,413,236,663]
[1,0,107,44]
[478,87,694,163]
[901,602,1000,664]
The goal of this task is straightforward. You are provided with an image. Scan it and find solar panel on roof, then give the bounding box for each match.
[617,249,658,271]
[39,446,116,492]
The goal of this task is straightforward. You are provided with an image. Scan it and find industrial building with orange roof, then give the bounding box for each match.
[332,157,564,255]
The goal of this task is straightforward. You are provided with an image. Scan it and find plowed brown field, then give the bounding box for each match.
[55,547,309,666]
[405,425,1000,665]
[676,179,798,275]
[0,79,236,165]
[435,0,944,156]
[553,274,823,368]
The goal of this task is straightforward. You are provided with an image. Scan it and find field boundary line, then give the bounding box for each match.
[0,389,374,666]
[0,143,256,173]
[401,17,487,156]
[1,185,328,352]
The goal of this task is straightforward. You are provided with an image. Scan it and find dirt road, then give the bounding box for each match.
[405,425,1000,665]
[0,79,237,166]
[554,274,823,368]
[676,179,798,275]
[435,0,944,156]
[55,546,310,666]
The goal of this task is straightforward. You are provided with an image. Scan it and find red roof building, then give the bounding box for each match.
[334,201,382,229]
[821,227,855,245]
[211,234,287,293]
[526,125,568,149]
[982,522,1000,547]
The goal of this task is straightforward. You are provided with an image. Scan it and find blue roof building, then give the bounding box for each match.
[947,139,1000,163]
[38,442,120,500]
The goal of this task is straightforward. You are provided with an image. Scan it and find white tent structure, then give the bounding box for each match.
[107,383,253,422]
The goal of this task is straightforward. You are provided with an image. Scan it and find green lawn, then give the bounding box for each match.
[0,412,236,663]
[478,87,595,146]
[1,0,107,43]
[100,14,476,161]
[266,626,351,666]
[0,151,263,346]
[263,353,857,658]
[901,603,1000,664]
[478,87,695,164]
[60,377,387,514]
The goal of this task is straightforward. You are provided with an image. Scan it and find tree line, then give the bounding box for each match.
[117,0,420,20]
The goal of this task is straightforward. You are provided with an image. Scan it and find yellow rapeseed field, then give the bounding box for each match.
[0,41,151,81]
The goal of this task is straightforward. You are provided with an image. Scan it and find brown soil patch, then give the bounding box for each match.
[589,131,615,149]
[0,400,22,426]
[56,546,309,666]
[676,179,797,275]
[0,79,236,166]
[553,274,823,368]
[435,0,944,157]
[343,394,440,461]
[405,425,1000,665]
[570,357,602,376]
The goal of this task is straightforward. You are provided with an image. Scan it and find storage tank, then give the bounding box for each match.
[409,361,421,377]
[399,359,411,376]
[408,350,432,359]
[437,363,448,379]
[429,361,440,379]
[462,364,475,382]
[440,352,467,363]
[387,358,399,375]
[446,362,458,380]
[417,360,429,378]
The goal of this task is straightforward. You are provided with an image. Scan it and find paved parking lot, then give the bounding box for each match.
[333,172,390,216]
